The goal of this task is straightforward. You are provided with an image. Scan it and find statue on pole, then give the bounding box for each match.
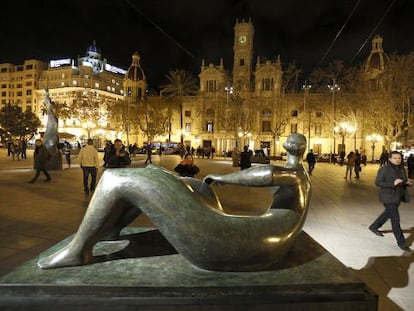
[42,89,62,170]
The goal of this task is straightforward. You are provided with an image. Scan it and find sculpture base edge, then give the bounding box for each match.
[0,227,377,311]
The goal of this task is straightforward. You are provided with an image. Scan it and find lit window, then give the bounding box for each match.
[111,87,115,92]
[107,86,111,91]
[61,82,65,86]
[95,82,100,88]
[206,121,214,132]
[72,80,77,85]
[185,123,191,132]
[262,108,272,117]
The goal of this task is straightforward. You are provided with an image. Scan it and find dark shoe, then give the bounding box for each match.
[44,178,51,182]
[369,226,384,237]
[398,243,411,251]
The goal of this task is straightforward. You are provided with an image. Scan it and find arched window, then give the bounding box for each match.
[262,108,272,117]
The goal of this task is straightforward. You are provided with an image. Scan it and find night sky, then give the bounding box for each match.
[0,0,413,89]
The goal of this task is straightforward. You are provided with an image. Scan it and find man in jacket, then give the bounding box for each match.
[104,139,131,168]
[79,139,100,193]
[369,151,412,251]
[29,139,51,183]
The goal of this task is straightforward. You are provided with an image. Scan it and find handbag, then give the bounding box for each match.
[401,188,410,203]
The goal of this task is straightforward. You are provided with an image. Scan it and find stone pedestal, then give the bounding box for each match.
[0,228,377,311]
[46,146,62,170]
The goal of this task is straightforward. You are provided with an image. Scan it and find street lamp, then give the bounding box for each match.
[302,82,312,151]
[225,85,233,104]
[366,134,382,163]
[328,81,340,159]
[83,121,96,139]
[334,122,355,154]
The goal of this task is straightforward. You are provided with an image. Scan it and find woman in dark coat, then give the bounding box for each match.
[29,139,51,183]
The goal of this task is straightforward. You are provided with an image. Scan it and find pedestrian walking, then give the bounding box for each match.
[354,150,361,178]
[369,151,412,251]
[344,151,355,179]
[28,139,51,183]
[78,138,100,194]
[305,149,316,175]
[63,141,72,168]
[145,142,152,165]
[21,139,27,159]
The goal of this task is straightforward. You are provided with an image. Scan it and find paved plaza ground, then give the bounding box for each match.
[0,149,413,310]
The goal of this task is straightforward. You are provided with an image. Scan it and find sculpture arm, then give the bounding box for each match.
[204,165,298,187]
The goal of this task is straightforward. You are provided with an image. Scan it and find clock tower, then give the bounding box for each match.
[232,18,254,92]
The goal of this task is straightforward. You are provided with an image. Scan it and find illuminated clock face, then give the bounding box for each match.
[239,35,247,44]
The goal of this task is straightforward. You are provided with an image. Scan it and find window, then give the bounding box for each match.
[185,110,191,117]
[25,64,33,70]
[206,121,214,132]
[1,68,7,73]
[206,80,216,92]
[315,124,322,135]
[185,123,191,132]
[25,81,32,86]
[239,58,245,66]
[291,123,298,133]
[1,84,6,88]
[291,110,298,117]
[316,111,322,118]
[26,90,32,96]
[262,108,272,117]
[17,84,22,88]
[262,121,271,132]
[72,80,77,85]
[1,91,6,97]
[95,82,100,88]
[17,91,22,96]
[262,78,273,91]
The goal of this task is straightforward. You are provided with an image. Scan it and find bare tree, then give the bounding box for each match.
[361,52,414,150]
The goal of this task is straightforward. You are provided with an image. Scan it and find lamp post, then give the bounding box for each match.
[224,85,233,104]
[334,122,355,155]
[328,81,340,161]
[367,134,381,163]
[302,82,312,151]
[83,121,96,139]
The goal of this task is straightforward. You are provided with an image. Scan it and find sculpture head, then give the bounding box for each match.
[283,133,307,157]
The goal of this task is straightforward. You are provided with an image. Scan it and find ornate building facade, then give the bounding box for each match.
[1,20,406,160]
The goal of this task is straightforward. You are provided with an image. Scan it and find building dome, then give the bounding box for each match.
[85,40,102,59]
[126,52,145,81]
[364,35,389,73]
